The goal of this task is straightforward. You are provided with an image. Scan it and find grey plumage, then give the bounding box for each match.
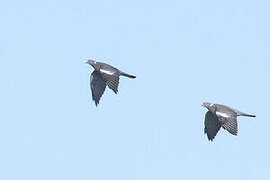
[90,71,106,106]
[86,59,136,106]
[202,102,256,141]
[204,111,221,141]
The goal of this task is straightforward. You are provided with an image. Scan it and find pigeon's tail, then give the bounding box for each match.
[239,113,256,117]
[120,71,136,79]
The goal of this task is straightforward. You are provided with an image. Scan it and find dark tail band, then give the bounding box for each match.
[120,72,136,79]
[240,113,256,117]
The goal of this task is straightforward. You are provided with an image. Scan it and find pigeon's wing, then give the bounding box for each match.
[204,111,221,141]
[90,71,106,106]
[220,115,238,136]
[102,73,119,94]
[99,65,120,94]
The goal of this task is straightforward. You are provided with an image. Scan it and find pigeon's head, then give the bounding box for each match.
[85,59,100,70]
[202,102,216,112]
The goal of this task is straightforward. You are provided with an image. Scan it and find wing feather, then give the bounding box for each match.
[221,116,238,136]
[102,74,119,94]
[90,71,106,106]
[204,111,221,141]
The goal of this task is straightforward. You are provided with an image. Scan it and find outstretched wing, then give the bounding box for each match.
[90,71,106,106]
[220,116,238,136]
[102,73,119,94]
[99,64,120,94]
[204,111,221,141]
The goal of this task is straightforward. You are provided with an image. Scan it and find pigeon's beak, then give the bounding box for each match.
[85,60,89,64]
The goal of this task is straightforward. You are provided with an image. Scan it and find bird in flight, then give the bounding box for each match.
[85,59,136,106]
[202,102,256,141]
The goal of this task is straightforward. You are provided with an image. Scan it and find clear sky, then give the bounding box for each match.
[1,0,270,179]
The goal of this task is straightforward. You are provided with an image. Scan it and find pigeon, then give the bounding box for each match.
[85,59,136,106]
[202,102,256,141]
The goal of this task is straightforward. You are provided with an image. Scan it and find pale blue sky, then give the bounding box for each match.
[1,0,270,179]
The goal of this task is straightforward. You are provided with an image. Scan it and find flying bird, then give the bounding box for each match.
[202,102,256,141]
[85,59,136,106]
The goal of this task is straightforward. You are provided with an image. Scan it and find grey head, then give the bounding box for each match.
[202,102,216,113]
[85,59,100,70]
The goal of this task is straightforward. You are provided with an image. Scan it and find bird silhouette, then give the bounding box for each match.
[202,102,255,141]
[86,59,136,106]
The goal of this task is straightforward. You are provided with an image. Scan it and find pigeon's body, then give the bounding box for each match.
[98,62,119,76]
[86,60,136,106]
[202,102,255,141]
[214,104,255,117]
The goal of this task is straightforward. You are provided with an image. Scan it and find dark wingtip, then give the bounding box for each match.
[207,135,215,141]
[208,135,215,141]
